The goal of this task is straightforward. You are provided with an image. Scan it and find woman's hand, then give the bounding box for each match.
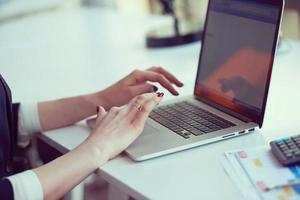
[38,67,179,132]
[85,92,164,162]
[99,67,183,109]
[34,93,163,200]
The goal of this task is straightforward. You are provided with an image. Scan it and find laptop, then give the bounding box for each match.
[126,0,284,161]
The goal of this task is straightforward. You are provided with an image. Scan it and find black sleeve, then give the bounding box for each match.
[0,179,14,200]
[11,103,20,148]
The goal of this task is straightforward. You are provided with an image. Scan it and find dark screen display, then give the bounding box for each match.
[195,0,282,123]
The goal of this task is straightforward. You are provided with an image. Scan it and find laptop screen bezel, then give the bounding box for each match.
[193,0,284,127]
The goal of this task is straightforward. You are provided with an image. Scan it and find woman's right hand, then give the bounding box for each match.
[85,92,164,163]
[33,93,162,200]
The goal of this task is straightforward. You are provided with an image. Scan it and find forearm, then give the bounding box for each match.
[33,139,108,200]
[38,91,109,131]
[34,93,162,200]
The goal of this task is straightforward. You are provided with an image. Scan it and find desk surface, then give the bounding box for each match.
[1,8,300,200]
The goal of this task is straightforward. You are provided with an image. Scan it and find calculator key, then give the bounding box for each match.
[293,139,299,143]
[285,153,293,158]
[283,150,293,156]
[287,142,294,146]
[284,138,293,143]
[279,144,287,149]
[294,151,300,156]
[275,140,284,144]
[281,147,289,151]
[292,136,300,140]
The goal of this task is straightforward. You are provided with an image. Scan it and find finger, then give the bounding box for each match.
[96,106,106,119]
[132,93,164,127]
[129,83,158,97]
[125,94,148,121]
[148,67,184,87]
[95,106,107,125]
[101,106,121,124]
[134,71,179,96]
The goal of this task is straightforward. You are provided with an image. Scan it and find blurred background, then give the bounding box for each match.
[0,0,299,40]
[0,1,299,200]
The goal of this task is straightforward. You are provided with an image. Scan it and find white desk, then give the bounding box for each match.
[1,7,300,200]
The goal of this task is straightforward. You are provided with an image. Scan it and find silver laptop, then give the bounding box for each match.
[126,0,284,161]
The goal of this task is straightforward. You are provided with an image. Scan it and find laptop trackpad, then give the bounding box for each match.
[141,124,159,136]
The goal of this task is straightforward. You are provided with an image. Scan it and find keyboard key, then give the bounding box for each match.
[149,101,236,138]
[190,129,205,136]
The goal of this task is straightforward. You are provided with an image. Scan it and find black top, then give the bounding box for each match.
[0,74,21,200]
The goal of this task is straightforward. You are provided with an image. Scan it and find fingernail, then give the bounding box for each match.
[158,92,164,97]
[156,92,161,97]
[96,106,100,113]
[153,85,158,92]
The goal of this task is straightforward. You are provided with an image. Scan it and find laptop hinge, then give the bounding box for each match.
[195,96,253,123]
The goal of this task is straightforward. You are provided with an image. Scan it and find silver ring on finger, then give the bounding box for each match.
[133,102,143,111]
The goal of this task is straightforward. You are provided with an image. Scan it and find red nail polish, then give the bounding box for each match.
[158,92,164,97]
[156,92,161,97]
[96,106,100,113]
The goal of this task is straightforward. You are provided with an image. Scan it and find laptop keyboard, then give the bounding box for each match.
[149,101,236,139]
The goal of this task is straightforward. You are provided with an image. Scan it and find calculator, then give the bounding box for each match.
[270,134,300,166]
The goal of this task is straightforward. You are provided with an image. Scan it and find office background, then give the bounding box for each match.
[0,1,299,200]
[1,0,300,40]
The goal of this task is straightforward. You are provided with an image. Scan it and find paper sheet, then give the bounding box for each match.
[222,146,300,200]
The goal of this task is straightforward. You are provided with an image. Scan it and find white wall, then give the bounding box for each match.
[0,0,80,20]
[82,0,116,7]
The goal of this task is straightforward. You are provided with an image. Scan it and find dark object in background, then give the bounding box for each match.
[270,134,300,166]
[160,0,179,35]
[146,0,202,48]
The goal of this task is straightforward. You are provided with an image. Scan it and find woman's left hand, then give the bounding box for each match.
[99,67,183,109]
[86,93,164,162]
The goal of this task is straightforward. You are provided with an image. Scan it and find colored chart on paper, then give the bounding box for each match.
[222,146,300,200]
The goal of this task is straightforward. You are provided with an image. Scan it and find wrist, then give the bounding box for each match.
[83,91,111,113]
[97,88,113,110]
[79,138,110,168]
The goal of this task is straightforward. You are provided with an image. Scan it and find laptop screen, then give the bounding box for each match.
[194,0,283,126]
